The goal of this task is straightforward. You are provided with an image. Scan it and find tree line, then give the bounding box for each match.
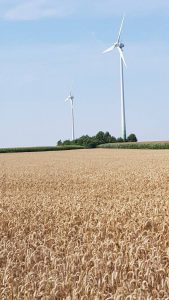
[57,132,137,148]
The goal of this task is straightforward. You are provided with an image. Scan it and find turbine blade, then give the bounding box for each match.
[117,47,127,67]
[65,97,69,102]
[103,44,116,54]
[117,15,125,43]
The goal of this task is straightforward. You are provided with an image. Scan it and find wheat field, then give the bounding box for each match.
[0,149,169,299]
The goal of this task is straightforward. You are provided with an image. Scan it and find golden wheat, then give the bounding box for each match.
[0,149,169,299]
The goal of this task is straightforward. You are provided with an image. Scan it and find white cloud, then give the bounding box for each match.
[3,0,169,21]
[4,0,75,21]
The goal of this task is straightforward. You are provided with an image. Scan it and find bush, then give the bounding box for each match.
[127,134,137,142]
[116,137,124,143]
[111,136,117,143]
[57,140,62,146]
[62,140,72,145]
[85,141,97,148]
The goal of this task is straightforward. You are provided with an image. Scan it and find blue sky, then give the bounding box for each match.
[0,0,169,147]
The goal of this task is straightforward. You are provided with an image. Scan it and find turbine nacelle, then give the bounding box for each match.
[114,42,124,49]
[119,43,124,49]
[69,95,74,101]
[65,93,74,103]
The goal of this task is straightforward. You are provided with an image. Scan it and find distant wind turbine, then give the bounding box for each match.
[65,91,75,141]
[103,15,127,141]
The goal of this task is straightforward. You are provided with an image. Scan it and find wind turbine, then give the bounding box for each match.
[103,15,127,141]
[65,91,75,141]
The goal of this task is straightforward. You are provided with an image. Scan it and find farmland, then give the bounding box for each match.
[98,141,169,149]
[0,149,169,299]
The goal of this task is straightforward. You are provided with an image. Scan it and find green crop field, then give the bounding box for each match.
[0,145,84,154]
[97,141,169,149]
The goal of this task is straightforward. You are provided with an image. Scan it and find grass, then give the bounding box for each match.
[0,149,169,298]
[0,145,84,154]
[97,141,169,149]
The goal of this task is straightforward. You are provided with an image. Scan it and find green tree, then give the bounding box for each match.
[62,140,71,145]
[127,134,137,142]
[111,136,117,143]
[95,131,105,145]
[76,135,90,146]
[104,131,113,143]
[57,140,62,146]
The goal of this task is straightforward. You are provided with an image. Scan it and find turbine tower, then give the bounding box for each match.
[103,16,127,141]
[65,91,75,141]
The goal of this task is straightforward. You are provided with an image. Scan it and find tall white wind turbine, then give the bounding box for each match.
[65,91,75,141]
[103,15,127,141]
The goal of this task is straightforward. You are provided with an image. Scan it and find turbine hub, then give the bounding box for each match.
[119,43,124,49]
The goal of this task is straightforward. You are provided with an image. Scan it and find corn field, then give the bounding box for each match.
[0,149,169,299]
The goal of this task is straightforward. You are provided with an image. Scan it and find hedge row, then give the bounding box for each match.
[0,145,84,154]
[97,142,169,149]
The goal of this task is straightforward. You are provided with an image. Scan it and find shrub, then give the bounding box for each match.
[116,137,124,143]
[127,134,137,142]
[57,140,62,146]
[111,136,117,143]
